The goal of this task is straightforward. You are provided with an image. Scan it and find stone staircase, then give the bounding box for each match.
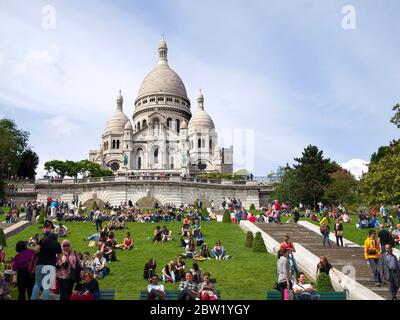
[255,223,392,300]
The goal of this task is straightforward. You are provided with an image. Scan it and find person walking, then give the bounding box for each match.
[320,223,331,247]
[334,219,344,247]
[379,244,400,300]
[93,208,102,232]
[12,241,35,300]
[276,248,292,300]
[364,229,382,287]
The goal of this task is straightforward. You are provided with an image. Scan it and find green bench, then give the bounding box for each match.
[140,290,221,300]
[99,290,116,300]
[266,290,346,300]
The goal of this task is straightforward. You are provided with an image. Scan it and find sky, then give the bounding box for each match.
[0,0,399,178]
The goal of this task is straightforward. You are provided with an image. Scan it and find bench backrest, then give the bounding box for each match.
[100,290,115,300]
[140,290,221,300]
[266,290,346,300]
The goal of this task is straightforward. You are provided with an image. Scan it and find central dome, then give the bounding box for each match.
[136,37,188,100]
[137,64,188,99]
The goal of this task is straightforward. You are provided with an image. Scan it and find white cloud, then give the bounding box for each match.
[341,159,369,179]
[46,115,79,137]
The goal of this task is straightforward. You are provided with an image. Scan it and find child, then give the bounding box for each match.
[4,258,16,286]
[0,272,11,300]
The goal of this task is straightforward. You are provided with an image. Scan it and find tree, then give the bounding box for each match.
[16,149,39,179]
[222,209,231,223]
[271,168,301,206]
[44,160,68,177]
[293,145,337,208]
[323,167,360,206]
[0,119,29,178]
[391,103,400,128]
[244,231,254,248]
[252,232,267,253]
[360,141,400,205]
[0,227,6,247]
[44,160,113,178]
[316,272,334,292]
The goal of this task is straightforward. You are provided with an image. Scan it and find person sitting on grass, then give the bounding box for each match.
[190,262,203,284]
[0,272,11,300]
[116,232,133,250]
[143,258,157,280]
[71,271,100,300]
[81,252,93,271]
[175,255,186,281]
[180,225,191,247]
[184,238,196,258]
[177,272,198,300]
[209,211,217,221]
[161,226,172,242]
[147,274,165,300]
[54,223,68,238]
[293,272,320,300]
[212,240,225,260]
[162,260,176,284]
[195,230,204,247]
[153,226,162,243]
[198,273,218,300]
[101,240,117,262]
[199,243,212,260]
[93,251,109,279]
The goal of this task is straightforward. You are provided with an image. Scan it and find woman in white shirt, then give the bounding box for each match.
[92,252,108,279]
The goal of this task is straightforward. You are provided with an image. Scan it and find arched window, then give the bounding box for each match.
[198,139,201,148]
[176,119,180,133]
[137,122,141,131]
[209,139,212,149]
[154,148,159,164]
[138,157,141,170]
[117,140,120,149]
[126,144,128,149]
[143,119,147,127]
[112,140,116,149]
[167,118,172,128]
[170,156,174,169]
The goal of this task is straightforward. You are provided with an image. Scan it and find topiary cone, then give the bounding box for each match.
[245,231,254,248]
[252,232,267,253]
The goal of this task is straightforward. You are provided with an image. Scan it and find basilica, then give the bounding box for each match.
[89,37,233,175]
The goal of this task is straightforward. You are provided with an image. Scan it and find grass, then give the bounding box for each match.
[2,219,277,300]
[0,207,10,223]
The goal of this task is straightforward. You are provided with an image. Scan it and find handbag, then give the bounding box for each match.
[367,249,377,255]
[28,253,38,275]
[284,288,294,300]
[70,252,82,283]
[336,231,343,237]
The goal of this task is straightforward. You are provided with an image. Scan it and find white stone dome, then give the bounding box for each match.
[188,90,215,130]
[180,119,188,129]
[124,120,133,130]
[104,110,129,134]
[137,64,187,99]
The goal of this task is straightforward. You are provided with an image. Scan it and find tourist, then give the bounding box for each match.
[190,262,203,284]
[364,229,382,286]
[12,241,35,300]
[81,252,93,271]
[200,243,212,260]
[276,248,292,300]
[71,271,100,300]
[93,208,103,232]
[177,272,198,300]
[315,256,340,280]
[93,251,109,279]
[280,235,298,276]
[195,230,204,247]
[147,274,165,300]
[212,240,225,260]
[379,244,400,300]
[184,238,196,258]
[101,238,117,262]
[320,222,331,247]
[334,219,344,247]
[161,226,172,242]
[342,212,351,223]
[0,272,11,300]
[56,239,80,300]
[143,258,157,280]
[162,260,176,283]
[198,273,218,300]
[248,214,256,223]
[153,226,162,242]
[293,272,320,300]
[380,204,387,224]
[54,223,68,238]
[116,232,134,250]
[293,207,300,223]
[31,231,62,300]
[378,224,392,254]
[175,255,186,280]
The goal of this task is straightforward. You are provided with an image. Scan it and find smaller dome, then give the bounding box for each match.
[180,119,188,129]
[188,110,215,130]
[104,110,129,134]
[124,120,133,130]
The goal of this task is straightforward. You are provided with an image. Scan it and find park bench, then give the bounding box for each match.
[140,290,221,300]
[266,290,346,300]
[100,290,116,300]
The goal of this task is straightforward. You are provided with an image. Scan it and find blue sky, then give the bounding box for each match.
[0,0,399,178]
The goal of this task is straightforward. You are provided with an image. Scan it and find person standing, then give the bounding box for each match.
[379,244,400,300]
[364,229,382,287]
[31,232,62,300]
[12,241,35,300]
[93,208,102,232]
[380,204,387,224]
[320,223,331,247]
[378,225,391,254]
[334,219,344,247]
[56,240,80,300]
[276,248,292,300]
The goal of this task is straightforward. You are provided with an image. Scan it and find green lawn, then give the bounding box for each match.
[0,207,10,223]
[3,220,277,300]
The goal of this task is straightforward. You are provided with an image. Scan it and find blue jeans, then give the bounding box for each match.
[296,292,320,300]
[212,249,225,259]
[31,265,56,300]
[368,258,382,284]
[86,233,100,241]
[322,233,330,246]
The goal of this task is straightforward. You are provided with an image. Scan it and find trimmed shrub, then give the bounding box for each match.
[316,272,335,292]
[0,227,6,247]
[250,203,256,210]
[222,209,231,223]
[252,232,267,253]
[201,207,209,220]
[194,201,198,210]
[91,200,98,210]
[37,209,46,224]
[245,231,254,248]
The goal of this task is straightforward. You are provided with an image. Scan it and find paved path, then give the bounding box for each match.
[255,222,391,300]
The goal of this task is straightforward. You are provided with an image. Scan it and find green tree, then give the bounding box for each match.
[323,167,360,206]
[391,103,400,128]
[16,149,39,179]
[316,272,334,292]
[222,209,231,223]
[252,232,267,253]
[293,145,337,208]
[360,141,400,205]
[44,160,68,177]
[0,119,29,178]
[245,231,254,248]
[271,167,301,206]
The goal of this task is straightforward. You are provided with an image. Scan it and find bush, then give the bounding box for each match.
[249,203,256,210]
[222,209,231,223]
[0,227,6,247]
[245,231,254,248]
[316,272,335,292]
[252,232,267,253]
[193,201,198,210]
[37,209,46,224]
[91,200,98,210]
[201,207,209,220]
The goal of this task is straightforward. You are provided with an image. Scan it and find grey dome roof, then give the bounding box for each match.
[188,90,214,130]
[124,120,133,130]
[104,110,129,134]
